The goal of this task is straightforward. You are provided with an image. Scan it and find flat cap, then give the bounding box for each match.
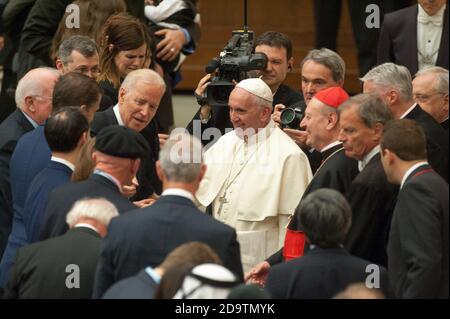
[95,125,149,159]
[236,78,273,103]
[314,86,349,109]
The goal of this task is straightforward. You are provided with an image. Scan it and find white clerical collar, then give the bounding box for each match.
[113,104,125,126]
[400,103,418,119]
[162,188,195,203]
[400,161,429,189]
[74,223,99,234]
[321,141,342,153]
[418,4,446,23]
[51,156,75,171]
[21,110,39,128]
[358,145,380,172]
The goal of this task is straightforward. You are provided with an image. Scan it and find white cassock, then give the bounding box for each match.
[196,120,313,271]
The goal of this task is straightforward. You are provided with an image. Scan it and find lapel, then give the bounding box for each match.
[408,5,419,74]
[437,5,449,67]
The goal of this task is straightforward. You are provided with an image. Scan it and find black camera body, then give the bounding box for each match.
[280,101,306,130]
[205,30,267,107]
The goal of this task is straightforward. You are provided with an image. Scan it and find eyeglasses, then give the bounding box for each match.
[413,92,446,103]
[32,95,53,102]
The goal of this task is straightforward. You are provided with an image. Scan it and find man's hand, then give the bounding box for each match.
[158,133,169,148]
[133,198,156,208]
[121,177,139,198]
[244,261,271,287]
[272,104,286,128]
[195,73,212,97]
[283,128,308,147]
[155,29,186,62]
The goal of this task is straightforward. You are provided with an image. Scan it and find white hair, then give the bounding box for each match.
[415,66,449,95]
[159,132,204,183]
[66,198,119,227]
[15,67,60,110]
[120,68,166,92]
[361,63,413,101]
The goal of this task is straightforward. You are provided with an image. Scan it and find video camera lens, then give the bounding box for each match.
[280,106,305,130]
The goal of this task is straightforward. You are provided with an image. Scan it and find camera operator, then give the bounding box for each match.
[186,31,304,146]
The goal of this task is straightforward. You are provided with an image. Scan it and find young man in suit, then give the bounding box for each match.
[377,0,448,76]
[265,189,391,299]
[0,107,89,290]
[40,125,149,240]
[4,198,119,299]
[93,133,243,298]
[0,67,59,259]
[380,119,449,298]
[91,69,166,199]
[362,62,449,182]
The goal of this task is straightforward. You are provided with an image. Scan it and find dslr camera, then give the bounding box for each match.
[205,30,268,107]
[280,101,306,130]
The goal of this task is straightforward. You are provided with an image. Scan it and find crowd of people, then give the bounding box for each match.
[0,0,448,299]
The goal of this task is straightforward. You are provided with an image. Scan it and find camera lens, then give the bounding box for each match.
[280,108,296,126]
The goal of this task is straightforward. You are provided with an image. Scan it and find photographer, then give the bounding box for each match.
[186,31,304,146]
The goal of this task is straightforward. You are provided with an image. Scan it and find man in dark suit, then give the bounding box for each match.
[247,87,359,285]
[339,94,398,267]
[380,119,449,298]
[93,133,243,298]
[412,66,449,132]
[362,63,449,182]
[91,69,166,200]
[40,125,149,241]
[377,0,448,76]
[0,107,89,289]
[4,198,119,299]
[0,67,59,259]
[102,241,221,299]
[265,189,391,299]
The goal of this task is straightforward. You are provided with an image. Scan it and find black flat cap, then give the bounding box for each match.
[95,125,150,159]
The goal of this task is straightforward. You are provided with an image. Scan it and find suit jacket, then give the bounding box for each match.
[0,109,34,257]
[40,173,136,241]
[93,195,243,298]
[186,84,304,147]
[0,161,72,288]
[388,164,449,298]
[265,247,391,299]
[405,105,449,182]
[91,107,161,198]
[377,4,449,75]
[345,154,399,267]
[4,227,102,299]
[102,269,158,299]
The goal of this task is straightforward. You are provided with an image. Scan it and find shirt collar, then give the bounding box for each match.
[358,145,380,172]
[162,188,196,203]
[320,141,342,153]
[144,267,161,284]
[400,161,429,189]
[74,223,99,234]
[93,168,122,190]
[51,156,75,171]
[113,104,125,126]
[418,4,446,26]
[21,110,39,128]
[400,103,418,119]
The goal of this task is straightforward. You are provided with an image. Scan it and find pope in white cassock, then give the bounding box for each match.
[196,78,313,271]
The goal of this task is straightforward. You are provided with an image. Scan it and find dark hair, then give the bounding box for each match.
[72,137,96,182]
[98,13,154,88]
[381,119,427,161]
[297,189,352,248]
[254,31,293,59]
[45,107,89,153]
[52,72,102,113]
[56,35,98,64]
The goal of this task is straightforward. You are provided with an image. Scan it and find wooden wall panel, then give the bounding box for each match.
[176,0,362,94]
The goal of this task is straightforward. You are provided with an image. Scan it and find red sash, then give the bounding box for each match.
[282,229,306,261]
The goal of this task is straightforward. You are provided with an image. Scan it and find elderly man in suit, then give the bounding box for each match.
[4,198,119,299]
[362,63,449,183]
[40,125,149,240]
[377,0,448,75]
[0,107,89,289]
[380,119,449,298]
[93,133,243,298]
[0,67,59,259]
[265,189,391,299]
[91,69,166,200]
